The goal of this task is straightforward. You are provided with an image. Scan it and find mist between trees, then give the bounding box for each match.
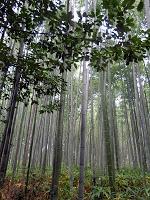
[0,0,150,199]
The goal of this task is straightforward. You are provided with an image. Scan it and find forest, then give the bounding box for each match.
[0,0,150,199]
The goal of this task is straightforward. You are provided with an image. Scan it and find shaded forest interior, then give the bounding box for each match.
[0,0,150,199]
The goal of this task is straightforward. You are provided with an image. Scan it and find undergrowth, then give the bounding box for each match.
[0,168,150,199]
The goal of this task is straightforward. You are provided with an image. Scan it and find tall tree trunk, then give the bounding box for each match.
[144,0,150,28]
[89,77,96,185]
[25,102,38,196]
[50,72,66,200]
[42,110,51,175]
[132,64,147,173]
[107,65,115,170]
[12,103,26,178]
[22,98,34,175]
[0,39,24,187]
[78,60,89,200]
[112,96,120,170]
[68,71,74,191]
[100,71,115,199]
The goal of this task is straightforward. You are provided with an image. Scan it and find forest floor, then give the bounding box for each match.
[0,168,150,200]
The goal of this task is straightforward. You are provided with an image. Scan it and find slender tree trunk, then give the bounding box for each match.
[100,71,115,199]
[42,111,51,175]
[68,71,74,191]
[144,0,150,27]
[12,103,26,178]
[78,60,89,200]
[132,64,147,172]
[22,99,33,175]
[25,103,38,196]
[50,72,66,200]
[0,39,24,187]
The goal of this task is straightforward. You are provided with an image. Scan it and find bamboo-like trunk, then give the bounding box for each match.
[100,71,115,199]
[78,60,89,200]
[144,0,150,28]
[50,72,66,200]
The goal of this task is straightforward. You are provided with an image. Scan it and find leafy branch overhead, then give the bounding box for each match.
[0,0,149,104]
